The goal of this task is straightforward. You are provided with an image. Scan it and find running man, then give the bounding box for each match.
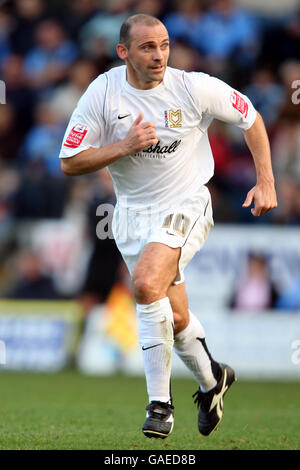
[59,14,277,439]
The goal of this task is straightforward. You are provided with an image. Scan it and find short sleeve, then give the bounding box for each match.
[59,74,107,159]
[183,71,257,131]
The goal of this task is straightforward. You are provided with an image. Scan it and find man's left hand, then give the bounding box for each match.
[242,182,277,216]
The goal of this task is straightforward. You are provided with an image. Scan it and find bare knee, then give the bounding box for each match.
[132,273,162,304]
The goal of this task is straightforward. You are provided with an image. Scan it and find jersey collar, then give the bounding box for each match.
[123,67,169,96]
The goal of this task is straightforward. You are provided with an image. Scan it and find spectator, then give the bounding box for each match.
[259,8,300,70]
[19,101,66,176]
[49,58,98,123]
[272,106,300,182]
[2,54,36,135]
[79,0,132,60]
[163,0,205,47]
[133,0,168,20]
[282,9,300,60]
[271,73,300,225]
[271,175,300,225]
[208,120,236,179]
[13,159,69,219]
[62,0,99,42]
[189,0,260,79]
[12,100,69,220]
[6,249,58,299]
[9,0,47,56]
[23,18,78,96]
[167,38,202,72]
[242,68,285,128]
[230,253,279,312]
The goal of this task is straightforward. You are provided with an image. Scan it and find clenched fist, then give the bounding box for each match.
[121,113,158,155]
[242,181,277,216]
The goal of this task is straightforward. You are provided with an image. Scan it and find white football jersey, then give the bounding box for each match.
[59,65,256,210]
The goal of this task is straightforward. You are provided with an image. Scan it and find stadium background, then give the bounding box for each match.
[0,0,300,450]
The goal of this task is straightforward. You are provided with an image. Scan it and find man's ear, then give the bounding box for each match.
[116,43,128,61]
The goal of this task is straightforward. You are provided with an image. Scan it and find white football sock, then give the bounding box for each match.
[174,311,219,392]
[137,297,174,403]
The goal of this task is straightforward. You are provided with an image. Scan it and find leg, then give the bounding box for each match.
[133,242,188,334]
[132,242,179,403]
[132,242,180,438]
[168,283,236,437]
[132,242,180,304]
[168,282,221,392]
[167,282,189,335]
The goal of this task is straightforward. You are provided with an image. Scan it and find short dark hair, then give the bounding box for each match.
[119,14,163,48]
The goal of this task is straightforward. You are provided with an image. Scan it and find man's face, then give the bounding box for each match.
[118,23,170,88]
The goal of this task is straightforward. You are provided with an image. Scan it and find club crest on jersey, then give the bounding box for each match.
[230,91,248,118]
[64,123,88,148]
[165,109,182,128]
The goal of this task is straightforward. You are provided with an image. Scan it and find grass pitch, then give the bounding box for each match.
[0,370,299,450]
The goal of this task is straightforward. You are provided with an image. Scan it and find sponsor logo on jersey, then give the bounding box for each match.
[64,123,88,148]
[230,91,248,118]
[141,139,181,156]
[168,109,182,128]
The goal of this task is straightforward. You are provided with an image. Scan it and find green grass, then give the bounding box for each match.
[0,370,299,450]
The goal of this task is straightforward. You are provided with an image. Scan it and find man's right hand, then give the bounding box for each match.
[61,114,158,176]
[121,113,158,155]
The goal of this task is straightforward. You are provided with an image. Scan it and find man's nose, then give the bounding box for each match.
[153,47,163,60]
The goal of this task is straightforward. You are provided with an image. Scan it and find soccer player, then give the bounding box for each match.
[59,14,277,439]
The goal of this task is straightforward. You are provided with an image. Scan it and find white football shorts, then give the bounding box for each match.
[112,184,213,285]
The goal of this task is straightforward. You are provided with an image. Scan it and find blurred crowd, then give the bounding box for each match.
[0,0,300,307]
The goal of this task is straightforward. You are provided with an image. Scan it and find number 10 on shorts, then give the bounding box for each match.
[162,213,191,237]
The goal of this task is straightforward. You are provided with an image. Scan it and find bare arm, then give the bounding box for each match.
[61,113,158,176]
[242,112,277,216]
